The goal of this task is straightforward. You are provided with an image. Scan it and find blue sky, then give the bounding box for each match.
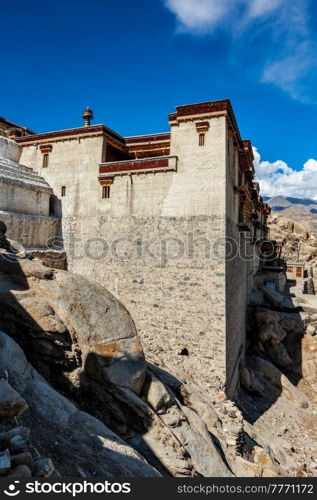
[1,0,317,198]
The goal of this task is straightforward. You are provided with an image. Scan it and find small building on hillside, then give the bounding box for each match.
[286,263,305,280]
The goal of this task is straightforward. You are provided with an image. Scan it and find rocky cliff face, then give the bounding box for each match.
[0,223,316,477]
[238,304,317,475]
[269,213,317,295]
[240,215,317,476]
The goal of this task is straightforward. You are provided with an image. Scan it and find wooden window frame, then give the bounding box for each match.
[199,133,205,146]
[296,267,302,278]
[42,153,49,168]
[102,185,111,199]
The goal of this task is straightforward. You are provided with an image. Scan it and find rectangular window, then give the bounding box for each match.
[42,153,49,168]
[102,185,110,199]
[199,133,205,146]
[296,267,302,278]
[61,186,66,197]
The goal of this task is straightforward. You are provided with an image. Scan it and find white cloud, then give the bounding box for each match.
[253,147,317,200]
[164,0,315,102]
[262,44,317,103]
[246,0,283,18]
[165,0,286,33]
[165,0,229,33]
[304,159,317,172]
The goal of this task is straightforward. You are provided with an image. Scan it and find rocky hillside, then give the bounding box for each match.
[0,220,316,477]
[235,213,317,477]
[269,213,317,293]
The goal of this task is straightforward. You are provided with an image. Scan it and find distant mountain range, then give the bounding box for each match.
[264,196,317,231]
[264,196,317,214]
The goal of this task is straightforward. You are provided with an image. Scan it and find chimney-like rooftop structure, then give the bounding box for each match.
[82,106,94,127]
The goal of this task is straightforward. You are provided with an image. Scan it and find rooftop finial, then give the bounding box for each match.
[82,106,94,127]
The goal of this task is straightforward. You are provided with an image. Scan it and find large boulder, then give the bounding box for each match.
[0,253,146,394]
[32,271,146,394]
[246,356,309,408]
[267,343,292,368]
[255,309,288,345]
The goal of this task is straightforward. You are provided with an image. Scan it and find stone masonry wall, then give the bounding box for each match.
[62,214,228,392]
[225,223,249,396]
[0,136,21,162]
[1,210,59,248]
[225,132,248,396]
[0,183,50,217]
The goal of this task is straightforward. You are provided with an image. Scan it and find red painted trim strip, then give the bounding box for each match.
[99,157,169,174]
[125,133,170,144]
[16,125,124,144]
